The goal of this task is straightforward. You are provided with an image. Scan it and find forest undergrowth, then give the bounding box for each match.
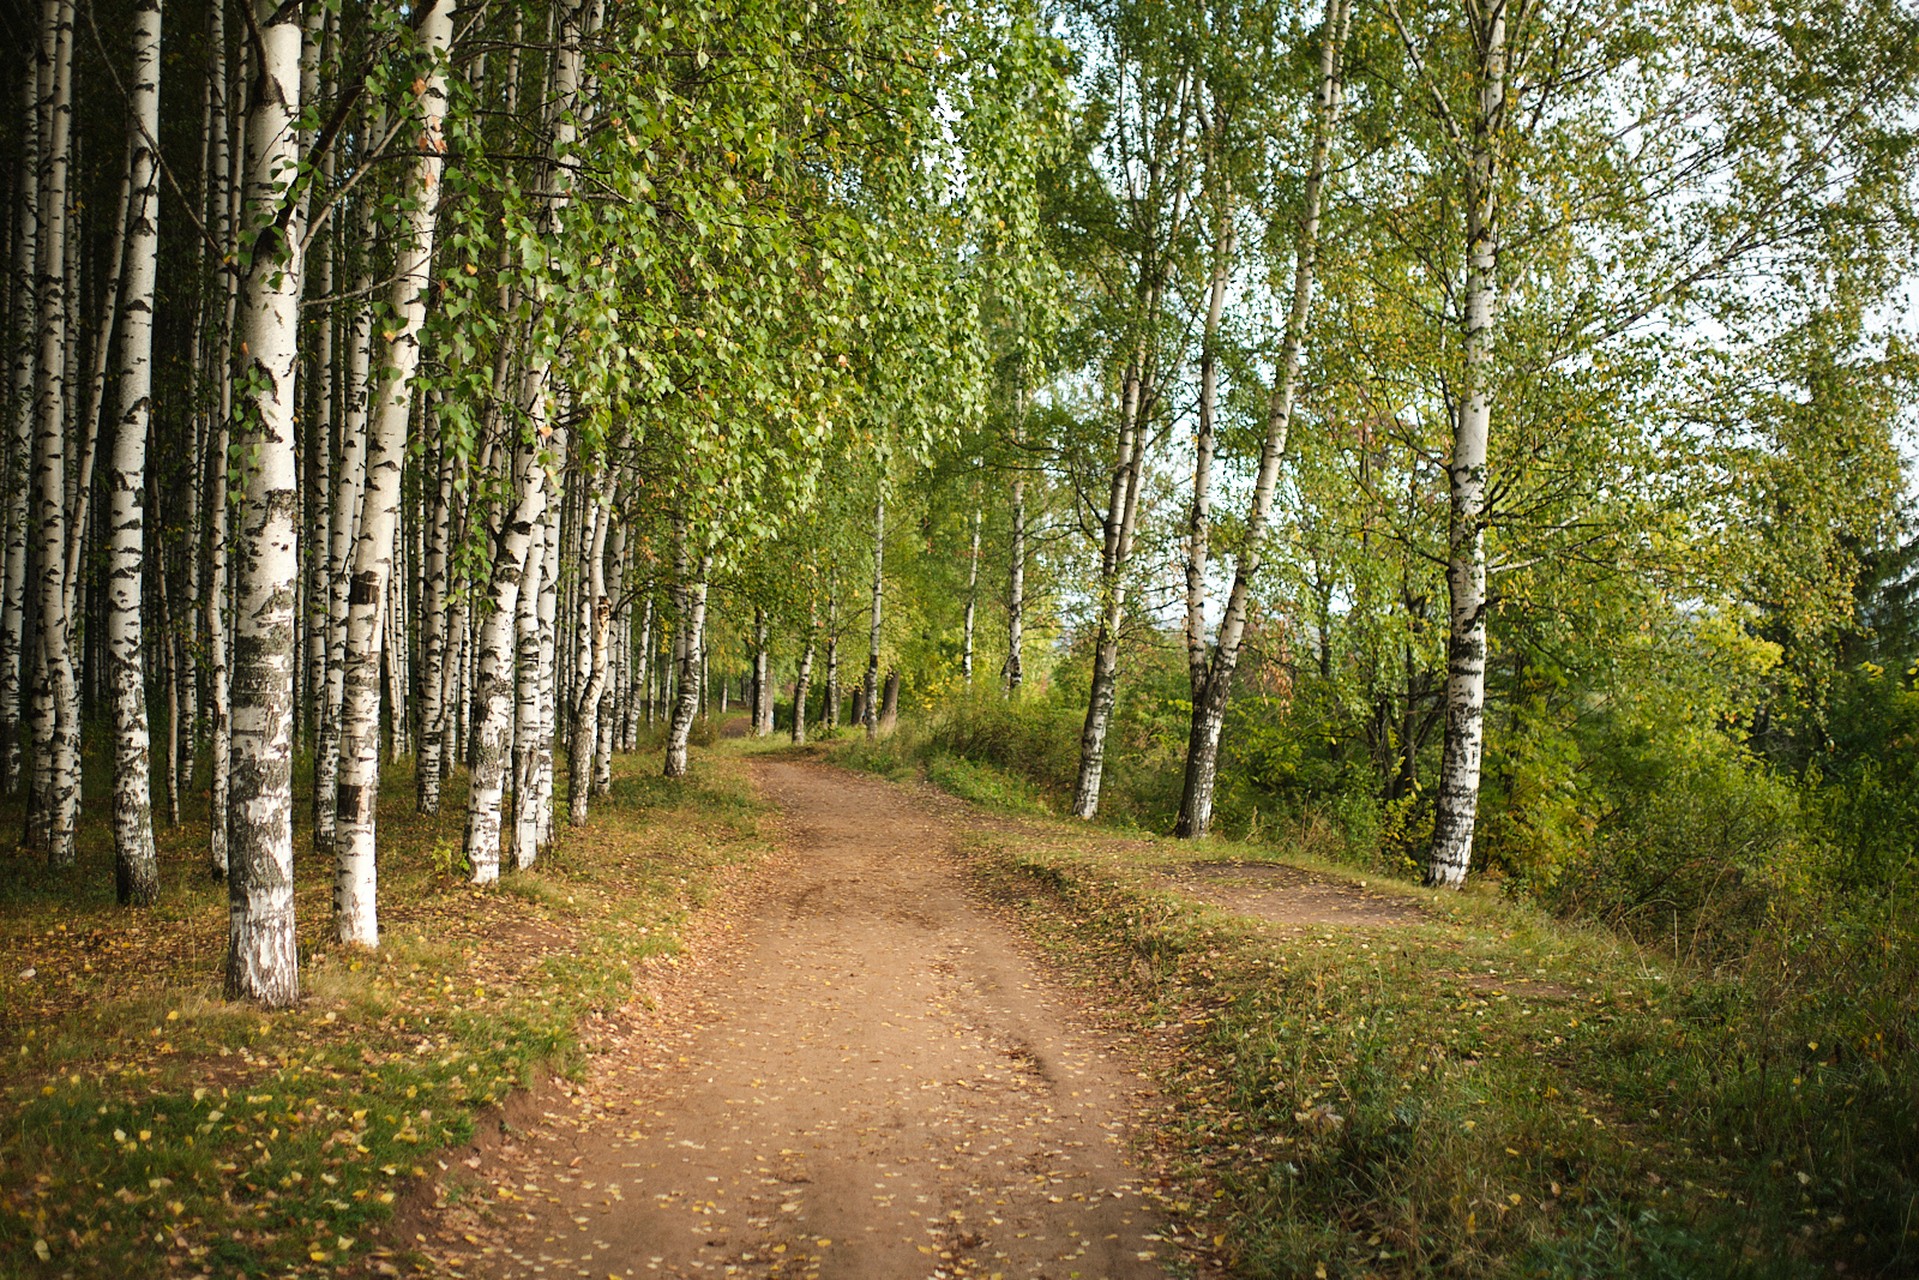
[837,726,1919,1278]
[0,741,768,1280]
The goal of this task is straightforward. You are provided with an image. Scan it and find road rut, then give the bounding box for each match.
[422,759,1171,1280]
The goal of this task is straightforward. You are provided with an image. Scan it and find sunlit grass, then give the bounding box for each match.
[0,740,769,1279]
[847,728,1919,1277]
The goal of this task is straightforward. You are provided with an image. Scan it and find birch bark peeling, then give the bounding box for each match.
[225,1,306,1008]
[333,0,456,946]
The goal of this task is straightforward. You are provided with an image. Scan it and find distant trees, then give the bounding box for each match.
[3,0,1914,1013]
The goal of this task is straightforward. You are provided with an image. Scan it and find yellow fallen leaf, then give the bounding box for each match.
[33,1239,50,1261]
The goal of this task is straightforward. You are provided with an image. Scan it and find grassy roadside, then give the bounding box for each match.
[0,742,768,1280]
[835,738,1918,1278]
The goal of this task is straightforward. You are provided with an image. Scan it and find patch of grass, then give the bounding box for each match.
[828,729,922,782]
[0,745,768,1279]
[957,819,1918,1278]
[923,751,1054,815]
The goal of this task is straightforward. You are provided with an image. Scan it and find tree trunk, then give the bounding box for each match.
[751,606,771,736]
[1175,0,1349,839]
[1426,4,1505,890]
[1,15,39,796]
[593,520,624,796]
[791,599,816,745]
[568,473,613,825]
[316,275,371,859]
[304,200,334,753]
[416,402,452,812]
[109,0,163,906]
[1071,343,1152,820]
[864,486,884,740]
[207,20,243,881]
[224,0,306,1007]
[465,409,548,884]
[29,0,79,868]
[463,0,591,878]
[879,670,899,735]
[823,589,839,728]
[627,593,651,748]
[532,441,563,850]
[1004,442,1024,694]
[962,506,980,686]
[333,0,456,945]
[662,533,710,779]
[1184,160,1232,701]
[510,508,546,868]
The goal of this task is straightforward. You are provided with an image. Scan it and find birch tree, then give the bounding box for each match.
[334,0,457,946]
[29,0,80,868]
[463,0,594,881]
[1175,0,1351,839]
[108,0,164,905]
[225,0,307,1007]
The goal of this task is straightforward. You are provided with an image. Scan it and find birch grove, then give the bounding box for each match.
[1,0,1908,1026]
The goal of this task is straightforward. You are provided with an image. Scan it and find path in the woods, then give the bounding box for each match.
[416,758,1172,1280]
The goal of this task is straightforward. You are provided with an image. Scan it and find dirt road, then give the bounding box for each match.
[417,758,1172,1279]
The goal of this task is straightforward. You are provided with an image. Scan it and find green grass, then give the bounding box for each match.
[837,727,1918,1277]
[972,829,1918,1277]
[0,741,770,1279]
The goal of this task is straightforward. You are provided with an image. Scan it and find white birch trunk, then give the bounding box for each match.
[662,529,709,778]
[569,480,613,822]
[465,377,548,884]
[30,0,79,868]
[333,0,455,945]
[1004,472,1025,695]
[1175,0,1349,839]
[1071,344,1152,821]
[864,487,884,738]
[108,0,163,905]
[629,593,652,745]
[962,507,980,686]
[3,13,40,795]
[823,590,839,728]
[1427,4,1506,890]
[224,0,306,1007]
[207,17,239,880]
[791,595,817,745]
[416,412,453,812]
[532,455,562,850]
[463,0,590,874]
[1184,171,1231,699]
[751,606,771,736]
[509,508,546,868]
[316,279,371,857]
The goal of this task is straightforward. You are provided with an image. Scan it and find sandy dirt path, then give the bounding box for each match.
[418,759,1172,1280]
